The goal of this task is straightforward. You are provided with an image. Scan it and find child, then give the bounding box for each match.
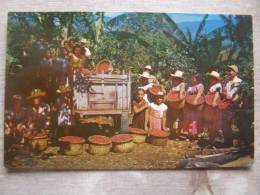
[145,85,168,134]
[166,70,186,138]
[184,74,204,139]
[132,88,148,129]
[56,85,72,138]
[204,71,222,145]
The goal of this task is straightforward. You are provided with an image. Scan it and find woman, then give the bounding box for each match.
[184,74,205,139]
[132,88,148,129]
[166,70,186,138]
[204,71,222,145]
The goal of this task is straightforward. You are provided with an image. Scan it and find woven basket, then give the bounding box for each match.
[166,92,185,109]
[150,130,170,146]
[128,127,147,144]
[111,134,135,153]
[150,137,168,146]
[87,135,111,155]
[59,136,85,156]
[112,141,135,153]
[25,135,48,153]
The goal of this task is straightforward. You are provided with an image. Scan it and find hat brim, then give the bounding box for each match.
[170,74,184,79]
[139,74,151,79]
[148,88,165,96]
[27,92,46,100]
[206,73,221,80]
[228,66,239,73]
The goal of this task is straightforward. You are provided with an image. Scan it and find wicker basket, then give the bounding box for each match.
[128,127,147,144]
[111,134,135,153]
[59,136,85,156]
[150,130,170,146]
[25,135,48,153]
[87,135,111,155]
[166,91,185,109]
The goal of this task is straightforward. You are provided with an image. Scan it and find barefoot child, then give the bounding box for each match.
[132,88,148,129]
[145,85,168,134]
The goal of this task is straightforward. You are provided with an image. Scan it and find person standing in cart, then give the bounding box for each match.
[220,65,242,147]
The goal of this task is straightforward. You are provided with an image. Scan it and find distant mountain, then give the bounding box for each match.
[177,20,225,38]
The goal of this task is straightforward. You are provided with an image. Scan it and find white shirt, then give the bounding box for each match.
[150,102,168,118]
[139,83,154,91]
[84,47,91,58]
[225,76,242,97]
[209,83,222,93]
[171,82,185,92]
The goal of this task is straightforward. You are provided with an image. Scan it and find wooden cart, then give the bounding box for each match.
[72,70,131,132]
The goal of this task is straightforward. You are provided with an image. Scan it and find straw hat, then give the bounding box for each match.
[148,85,165,96]
[170,70,184,79]
[206,71,221,80]
[56,85,72,94]
[139,71,152,79]
[80,38,88,44]
[228,65,239,73]
[12,94,22,100]
[144,65,152,70]
[27,89,46,100]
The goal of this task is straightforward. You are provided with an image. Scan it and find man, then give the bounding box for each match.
[143,65,158,84]
[138,72,154,104]
[80,38,92,59]
[26,89,51,136]
[4,95,27,147]
[221,65,242,147]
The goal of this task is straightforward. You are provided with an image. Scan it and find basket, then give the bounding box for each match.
[150,130,170,146]
[185,94,205,106]
[128,127,147,144]
[87,135,111,155]
[59,136,85,156]
[25,134,48,153]
[166,91,185,109]
[111,134,135,153]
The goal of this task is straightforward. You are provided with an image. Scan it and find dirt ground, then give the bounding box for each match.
[5,139,203,170]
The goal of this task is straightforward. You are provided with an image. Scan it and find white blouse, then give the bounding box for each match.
[150,102,168,118]
[209,83,222,93]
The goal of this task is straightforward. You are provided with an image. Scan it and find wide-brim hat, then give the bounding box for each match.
[27,89,46,100]
[144,65,152,70]
[170,70,184,79]
[139,71,152,79]
[148,85,165,96]
[228,65,239,73]
[12,94,22,100]
[80,38,87,44]
[56,85,72,94]
[206,71,221,80]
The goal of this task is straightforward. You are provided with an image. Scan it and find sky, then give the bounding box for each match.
[104,12,222,23]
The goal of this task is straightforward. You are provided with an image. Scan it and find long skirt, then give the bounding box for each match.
[132,110,146,129]
[183,104,204,136]
[149,109,163,133]
[203,104,221,143]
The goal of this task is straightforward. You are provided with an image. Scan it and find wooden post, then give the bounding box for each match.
[120,112,129,133]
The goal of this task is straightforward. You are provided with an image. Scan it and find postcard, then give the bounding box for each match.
[4,12,254,169]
